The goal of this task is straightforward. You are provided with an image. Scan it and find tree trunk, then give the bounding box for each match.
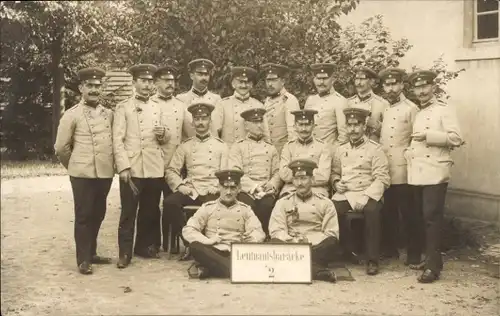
[51,34,64,162]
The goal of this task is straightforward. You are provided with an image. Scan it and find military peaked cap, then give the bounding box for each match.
[128,64,158,79]
[77,67,106,83]
[215,169,244,186]
[288,159,318,177]
[408,70,437,87]
[240,108,267,122]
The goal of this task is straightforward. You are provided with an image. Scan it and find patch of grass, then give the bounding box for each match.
[1,160,66,179]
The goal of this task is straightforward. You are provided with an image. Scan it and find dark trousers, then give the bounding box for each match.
[163,191,219,245]
[270,237,339,277]
[382,184,421,259]
[70,177,113,266]
[118,177,163,257]
[160,182,174,251]
[237,192,275,236]
[333,198,382,262]
[412,183,448,273]
[190,241,231,277]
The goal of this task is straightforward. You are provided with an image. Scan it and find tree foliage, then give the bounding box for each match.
[0,0,463,160]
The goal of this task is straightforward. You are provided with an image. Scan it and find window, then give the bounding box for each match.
[475,0,499,41]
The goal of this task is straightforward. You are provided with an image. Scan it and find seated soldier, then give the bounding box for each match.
[182,169,266,279]
[279,109,332,198]
[331,107,390,276]
[269,159,339,283]
[164,102,229,259]
[227,108,281,237]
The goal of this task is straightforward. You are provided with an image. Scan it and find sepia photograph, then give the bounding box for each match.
[1,0,499,315]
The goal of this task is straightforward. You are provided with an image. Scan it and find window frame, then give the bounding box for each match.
[473,0,500,42]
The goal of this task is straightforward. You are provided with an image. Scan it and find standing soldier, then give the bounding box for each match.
[113,64,168,268]
[151,60,187,253]
[279,110,332,198]
[378,68,419,260]
[269,159,339,283]
[331,108,390,276]
[54,67,114,274]
[227,108,281,237]
[164,102,229,258]
[182,170,265,279]
[261,62,300,154]
[177,58,221,138]
[304,63,348,148]
[217,66,270,146]
[406,70,464,283]
[348,66,389,143]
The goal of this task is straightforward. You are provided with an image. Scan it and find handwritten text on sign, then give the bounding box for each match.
[230,243,312,284]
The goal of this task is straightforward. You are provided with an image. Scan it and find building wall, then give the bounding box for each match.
[339,0,500,223]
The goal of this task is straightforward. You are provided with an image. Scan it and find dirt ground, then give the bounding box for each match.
[1,176,499,316]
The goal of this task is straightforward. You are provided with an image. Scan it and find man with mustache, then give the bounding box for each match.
[217,66,270,146]
[113,64,169,268]
[227,108,282,238]
[165,102,229,260]
[182,169,265,279]
[331,107,390,276]
[177,59,221,139]
[347,66,389,143]
[405,70,464,283]
[279,109,332,198]
[261,62,300,154]
[150,59,189,254]
[269,159,339,283]
[378,67,419,261]
[54,67,114,275]
[303,63,348,148]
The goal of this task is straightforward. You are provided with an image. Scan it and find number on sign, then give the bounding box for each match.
[265,265,275,279]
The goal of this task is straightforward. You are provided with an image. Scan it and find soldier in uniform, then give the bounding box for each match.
[406,70,464,283]
[331,108,390,275]
[304,63,348,148]
[164,102,229,258]
[378,67,419,260]
[176,58,221,139]
[182,169,265,279]
[113,64,168,268]
[279,109,332,198]
[261,62,300,154]
[227,108,281,237]
[217,66,270,146]
[269,159,339,283]
[54,67,114,274]
[347,66,390,143]
[151,60,188,253]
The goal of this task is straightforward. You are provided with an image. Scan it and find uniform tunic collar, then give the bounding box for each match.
[350,135,366,148]
[389,93,405,106]
[219,199,237,208]
[268,87,286,99]
[234,92,250,102]
[296,191,313,202]
[157,94,173,101]
[297,136,313,145]
[318,90,330,98]
[248,134,264,142]
[419,96,437,110]
[135,94,149,102]
[196,133,211,141]
[358,92,372,102]
[83,100,99,108]
[192,88,208,97]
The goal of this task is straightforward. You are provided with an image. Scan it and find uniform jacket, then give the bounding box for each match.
[166,134,228,196]
[279,137,332,197]
[113,96,167,178]
[182,199,266,251]
[304,89,348,146]
[347,92,390,143]
[54,102,114,178]
[151,94,188,168]
[217,94,270,146]
[269,192,339,245]
[379,95,419,185]
[331,136,390,208]
[405,97,464,185]
[227,135,281,197]
[263,88,300,154]
[176,89,221,139]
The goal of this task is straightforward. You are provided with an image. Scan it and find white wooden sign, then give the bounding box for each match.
[230,242,312,284]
